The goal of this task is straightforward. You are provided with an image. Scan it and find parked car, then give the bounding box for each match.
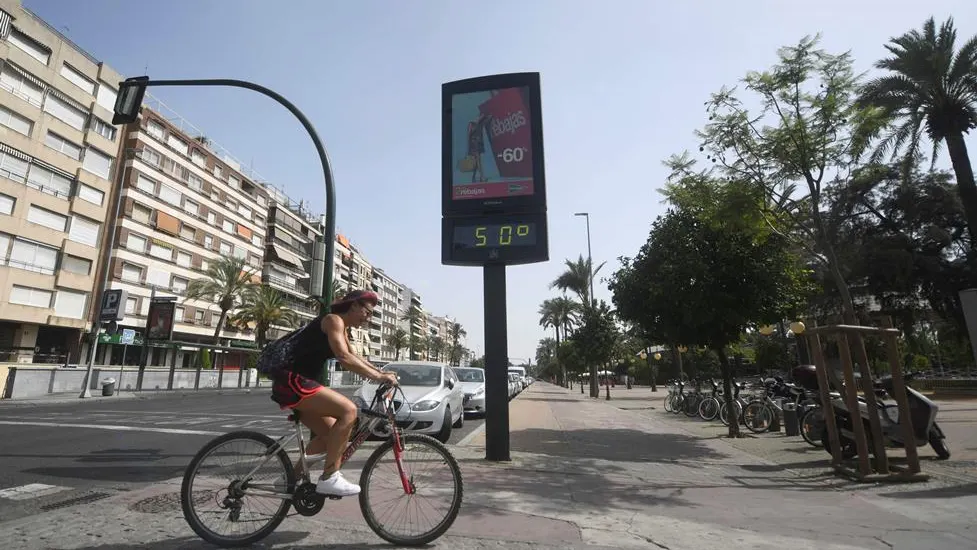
[452,366,486,416]
[508,373,521,398]
[353,361,464,443]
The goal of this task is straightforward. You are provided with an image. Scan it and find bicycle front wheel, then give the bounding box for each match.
[359,433,463,546]
[181,431,296,548]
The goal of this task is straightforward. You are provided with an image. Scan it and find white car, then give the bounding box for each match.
[453,366,486,416]
[353,361,465,443]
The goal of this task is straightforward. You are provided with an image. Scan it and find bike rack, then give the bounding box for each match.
[804,318,928,483]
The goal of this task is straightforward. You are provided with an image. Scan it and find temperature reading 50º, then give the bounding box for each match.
[497,147,526,164]
[475,224,531,247]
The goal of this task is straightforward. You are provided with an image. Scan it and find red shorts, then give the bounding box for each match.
[270,370,322,410]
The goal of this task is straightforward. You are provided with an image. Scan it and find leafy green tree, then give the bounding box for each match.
[609,205,809,436]
[386,328,409,360]
[184,256,258,344]
[229,284,299,348]
[538,297,580,385]
[469,355,485,370]
[857,16,977,245]
[550,255,606,307]
[570,301,619,398]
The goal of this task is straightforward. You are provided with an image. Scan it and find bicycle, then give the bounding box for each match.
[179,381,464,547]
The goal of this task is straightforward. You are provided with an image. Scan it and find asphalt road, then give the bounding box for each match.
[0,388,484,522]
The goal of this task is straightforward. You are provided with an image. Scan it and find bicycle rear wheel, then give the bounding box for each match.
[359,433,463,546]
[181,431,296,548]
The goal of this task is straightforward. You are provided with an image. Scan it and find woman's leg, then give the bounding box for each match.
[293,387,358,480]
[302,417,336,456]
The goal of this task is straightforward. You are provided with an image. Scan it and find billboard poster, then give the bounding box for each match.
[451,86,534,201]
[146,300,175,341]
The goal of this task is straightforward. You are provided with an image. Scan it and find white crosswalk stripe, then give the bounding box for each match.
[0,483,71,501]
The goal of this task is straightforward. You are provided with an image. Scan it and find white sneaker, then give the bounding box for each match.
[315,471,360,497]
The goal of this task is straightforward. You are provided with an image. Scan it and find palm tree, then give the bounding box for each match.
[387,328,409,360]
[428,335,446,362]
[184,256,258,344]
[550,255,606,306]
[400,306,424,358]
[858,16,977,244]
[447,322,466,365]
[538,297,580,386]
[230,285,299,347]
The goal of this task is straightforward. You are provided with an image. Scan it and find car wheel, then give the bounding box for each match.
[435,407,452,443]
[452,407,464,428]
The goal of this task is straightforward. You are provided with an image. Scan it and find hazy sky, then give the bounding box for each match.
[27,0,976,361]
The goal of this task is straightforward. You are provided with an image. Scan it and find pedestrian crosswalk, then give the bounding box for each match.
[0,483,71,501]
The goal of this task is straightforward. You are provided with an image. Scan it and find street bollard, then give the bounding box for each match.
[782,403,800,436]
[101,378,116,397]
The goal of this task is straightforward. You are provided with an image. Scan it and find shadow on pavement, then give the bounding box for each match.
[69,531,386,550]
[22,464,186,483]
[878,482,977,499]
[510,427,728,463]
[0,449,196,463]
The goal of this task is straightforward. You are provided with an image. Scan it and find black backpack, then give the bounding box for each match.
[256,320,318,375]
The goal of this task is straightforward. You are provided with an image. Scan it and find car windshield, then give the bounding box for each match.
[382,364,442,387]
[455,369,484,382]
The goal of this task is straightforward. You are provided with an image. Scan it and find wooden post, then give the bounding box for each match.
[837,333,873,477]
[807,328,844,468]
[881,317,921,474]
[851,331,889,473]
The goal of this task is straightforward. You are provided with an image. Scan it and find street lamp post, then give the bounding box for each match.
[574,212,594,307]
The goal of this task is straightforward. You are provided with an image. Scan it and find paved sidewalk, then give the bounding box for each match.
[1,383,975,549]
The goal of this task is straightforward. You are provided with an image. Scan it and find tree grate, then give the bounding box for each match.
[40,491,112,511]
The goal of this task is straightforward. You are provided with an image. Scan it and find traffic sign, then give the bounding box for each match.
[99,289,128,322]
[120,329,136,345]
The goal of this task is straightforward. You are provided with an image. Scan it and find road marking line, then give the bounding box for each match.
[0,420,224,436]
[0,483,71,501]
[456,422,487,447]
[90,410,284,419]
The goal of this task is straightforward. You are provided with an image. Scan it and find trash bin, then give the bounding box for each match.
[782,403,800,436]
[101,378,116,397]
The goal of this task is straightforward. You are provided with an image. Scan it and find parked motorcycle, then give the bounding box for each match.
[820,372,950,460]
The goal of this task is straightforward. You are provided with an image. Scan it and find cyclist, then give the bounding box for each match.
[270,289,398,497]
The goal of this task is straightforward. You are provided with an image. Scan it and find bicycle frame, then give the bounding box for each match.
[231,383,413,500]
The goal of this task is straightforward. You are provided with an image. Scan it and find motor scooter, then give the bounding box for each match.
[821,372,950,460]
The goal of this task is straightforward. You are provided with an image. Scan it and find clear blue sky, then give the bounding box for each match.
[27,0,975,361]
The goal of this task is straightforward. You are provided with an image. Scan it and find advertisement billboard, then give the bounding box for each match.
[442,73,546,216]
[145,299,175,341]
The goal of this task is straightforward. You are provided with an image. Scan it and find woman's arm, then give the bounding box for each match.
[321,315,382,381]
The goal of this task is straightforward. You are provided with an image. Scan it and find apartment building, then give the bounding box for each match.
[332,233,381,360]
[397,287,425,360]
[93,102,270,368]
[373,267,401,361]
[0,1,122,364]
[262,186,320,341]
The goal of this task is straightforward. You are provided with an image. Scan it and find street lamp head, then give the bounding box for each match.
[574,212,588,217]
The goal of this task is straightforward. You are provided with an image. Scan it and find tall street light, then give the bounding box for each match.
[574,212,594,306]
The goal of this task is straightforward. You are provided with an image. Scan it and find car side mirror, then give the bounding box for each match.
[446,379,455,389]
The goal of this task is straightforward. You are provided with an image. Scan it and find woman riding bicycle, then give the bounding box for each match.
[269,289,398,497]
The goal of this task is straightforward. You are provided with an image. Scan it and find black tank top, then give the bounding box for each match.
[287,315,338,380]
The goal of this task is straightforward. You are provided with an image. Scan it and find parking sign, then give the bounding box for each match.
[99,289,128,322]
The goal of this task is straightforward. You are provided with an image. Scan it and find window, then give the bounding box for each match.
[147,121,164,139]
[26,164,72,198]
[147,267,169,287]
[179,225,195,241]
[191,150,206,167]
[122,263,143,283]
[68,215,100,247]
[61,254,91,275]
[43,95,87,131]
[90,118,116,141]
[141,148,162,167]
[233,247,246,259]
[27,205,68,231]
[237,203,252,219]
[228,175,240,189]
[126,233,147,253]
[207,212,217,225]
[59,63,95,94]
[167,134,188,155]
[176,251,192,268]
[0,64,44,106]
[149,242,172,260]
[8,29,51,65]
[95,83,117,112]
[195,310,205,324]
[251,234,262,247]
[54,289,87,319]
[77,183,104,206]
[175,306,185,321]
[8,238,58,274]
[9,285,52,308]
[0,193,13,215]
[132,203,151,224]
[214,165,222,179]
[188,173,203,191]
[82,147,112,179]
[0,105,32,135]
[158,183,182,206]
[221,219,234,233]
[204,235,213,249]
[219,241,232,255]
[200,259,209,272]
[125,297,138,314]
[171,276,189,293]
[184,199,198,216]
[135,174,156,194]
[44,132,82,160]
[0,151,29,183]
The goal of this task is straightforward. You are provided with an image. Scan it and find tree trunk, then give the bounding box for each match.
[589,364,599,398]
[554,326,565,388]
[715,346,740,438]
[945,132,977,250]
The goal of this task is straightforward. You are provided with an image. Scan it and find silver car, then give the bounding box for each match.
[353,361,465,443]
[453,366,486,415]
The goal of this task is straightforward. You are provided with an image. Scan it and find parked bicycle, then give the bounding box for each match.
[179,381,464,547]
